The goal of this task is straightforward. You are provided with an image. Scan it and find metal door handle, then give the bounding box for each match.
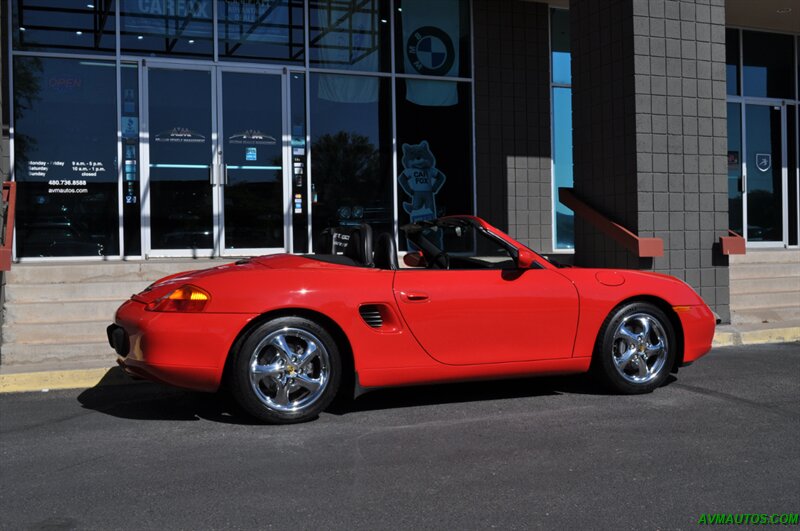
[223,164,229,186]
[401,291,429,303]
[208,165,214,186]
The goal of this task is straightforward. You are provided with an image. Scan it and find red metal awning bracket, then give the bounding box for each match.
[1,181,17,271]
[558,187,664,258]
[720,229,746,255]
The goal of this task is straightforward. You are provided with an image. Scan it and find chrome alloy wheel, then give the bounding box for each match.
[248,327,330,413]
[610,313,669,385]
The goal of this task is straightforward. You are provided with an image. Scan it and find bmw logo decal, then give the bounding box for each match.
[407,26,455,76]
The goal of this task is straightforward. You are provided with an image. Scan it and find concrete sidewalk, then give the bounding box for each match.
[1,321,798,394]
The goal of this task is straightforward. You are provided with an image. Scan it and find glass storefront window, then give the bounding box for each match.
[291,73,309,253]
[147,67,215,250]
[550,8,573,251]
[309,73,392,249]
[120,0,213,58]
[12,0,116,55]
[394,0,471,78]
[726,28,740,96]
[744,104,783,242]
[218,0,305,64]
[121,63,142,255]
[309,0,391,72]
[742,30,795,99]
[726,102,742,235]
[13,57,119,257]
[395,79,472,250]
[552,87,574,250]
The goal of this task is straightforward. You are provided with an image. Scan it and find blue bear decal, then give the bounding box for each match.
[398,141,446,223]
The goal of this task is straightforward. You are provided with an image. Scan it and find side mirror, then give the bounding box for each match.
[516,248,537,269]
[403,251,427,268]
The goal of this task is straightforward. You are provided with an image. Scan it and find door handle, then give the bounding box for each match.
[223,164,229,186]
[208,165,214,186]
[401,291,429,303]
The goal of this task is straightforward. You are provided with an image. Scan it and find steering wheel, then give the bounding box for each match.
[430,251,450,270]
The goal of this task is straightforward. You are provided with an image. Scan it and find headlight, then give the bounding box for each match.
[146,285,211,312]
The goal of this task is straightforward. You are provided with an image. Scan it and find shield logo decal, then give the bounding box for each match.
[756,153,771,172]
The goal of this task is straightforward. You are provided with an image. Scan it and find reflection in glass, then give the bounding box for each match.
[148,68,214,250]
[121,63,142,255]
[120,0,213,57]
[309,0,390,72]
[12,0,116,54]
[395,80,472,251]
[551,9,571,85]
[725,28,739,96]
[13,57,119,257]
[218,0,304,63]
[727,102,742,235]
[310,73,392,250]
[221,72,285,250]
[394,0,471,78]
[291,73,309,253]
[745,105,782,242]
[552,87,574,250]
[742,30,795,99]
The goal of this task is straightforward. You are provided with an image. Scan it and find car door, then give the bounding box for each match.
[393,267,580,365]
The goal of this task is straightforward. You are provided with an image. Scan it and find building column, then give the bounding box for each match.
[473,0,553,253]
[570,0,730,322]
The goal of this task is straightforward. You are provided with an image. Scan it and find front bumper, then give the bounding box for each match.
[109,299,257,392]
[676,304,716,365]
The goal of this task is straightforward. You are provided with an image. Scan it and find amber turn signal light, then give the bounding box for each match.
[146,285,211,312]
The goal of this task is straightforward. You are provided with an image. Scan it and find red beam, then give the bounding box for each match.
[1,181,17,271]
[720,229,746,255]
[558,187,663,258]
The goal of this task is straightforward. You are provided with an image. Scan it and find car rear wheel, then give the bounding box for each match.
[230,317,341,424]
[594,302,675,394]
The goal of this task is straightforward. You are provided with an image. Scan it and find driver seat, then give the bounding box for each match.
[343,223,374,267]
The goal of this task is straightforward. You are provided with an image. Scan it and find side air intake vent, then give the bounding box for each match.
[359,305,383,328]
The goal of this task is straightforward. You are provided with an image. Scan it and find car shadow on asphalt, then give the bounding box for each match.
[328,373,627,416]
[77,367,671,424]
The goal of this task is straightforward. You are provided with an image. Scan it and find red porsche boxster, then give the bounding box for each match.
[108,216,715,423]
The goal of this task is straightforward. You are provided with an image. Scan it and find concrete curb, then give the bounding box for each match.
[712,326,800,348]
[2,329,799,394]
[0,367,132,394]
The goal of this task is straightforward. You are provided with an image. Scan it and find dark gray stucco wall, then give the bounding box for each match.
[473,0,554,254]
[570,0,730,322]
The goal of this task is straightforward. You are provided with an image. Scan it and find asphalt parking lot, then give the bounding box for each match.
[1,342,798,530]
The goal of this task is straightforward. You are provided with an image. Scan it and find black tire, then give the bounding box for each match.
[229,317,341,424]
[593,302,676,394]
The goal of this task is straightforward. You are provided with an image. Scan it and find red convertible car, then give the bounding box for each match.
[108,216,715,424]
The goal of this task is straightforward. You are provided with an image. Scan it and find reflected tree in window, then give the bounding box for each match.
[311,131,380,224]
[12,57,43,172]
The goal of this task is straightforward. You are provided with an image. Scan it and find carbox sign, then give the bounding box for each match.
[134,0,210,18]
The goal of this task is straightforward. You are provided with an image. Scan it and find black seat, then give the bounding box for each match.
[343,223,373,267]
[373,232,398,270]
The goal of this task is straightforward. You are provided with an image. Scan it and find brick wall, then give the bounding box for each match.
[473,0,554,253]
[570,0,730,322]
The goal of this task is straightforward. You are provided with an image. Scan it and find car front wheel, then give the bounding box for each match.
[594,302,676,394]
[230,317,341,424]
